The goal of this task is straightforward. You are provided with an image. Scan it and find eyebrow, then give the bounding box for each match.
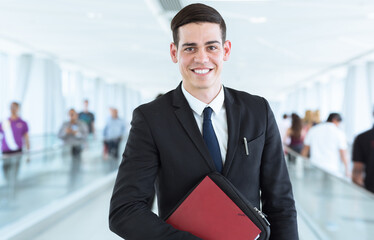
[206,40,221,45]
[181,43,197,48]
[181,40,222,48]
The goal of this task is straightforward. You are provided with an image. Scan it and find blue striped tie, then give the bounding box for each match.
[203,107,223,172]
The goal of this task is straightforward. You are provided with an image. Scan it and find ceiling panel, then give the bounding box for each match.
[0,0,374,100]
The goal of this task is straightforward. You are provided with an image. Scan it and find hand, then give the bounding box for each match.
[66,127,77,135]
[352,175,364,186]
[345,169,351,178]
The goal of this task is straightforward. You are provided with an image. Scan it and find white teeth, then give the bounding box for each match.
[193,69,210,74]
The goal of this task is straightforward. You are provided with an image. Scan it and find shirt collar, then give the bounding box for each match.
[181,84,225,116]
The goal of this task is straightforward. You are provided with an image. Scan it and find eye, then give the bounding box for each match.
[208,46,218,51]
[184,47,195,52]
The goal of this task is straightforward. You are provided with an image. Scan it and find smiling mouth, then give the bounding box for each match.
[191,68,212,75]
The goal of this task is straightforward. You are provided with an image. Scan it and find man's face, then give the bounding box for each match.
[10,103,19,116]
[110,108,118,118]
[170,22,231,96]
[84,101,89,110]
[69,110,78,121]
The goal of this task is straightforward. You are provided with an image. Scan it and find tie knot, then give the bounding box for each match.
[203,107,213,120]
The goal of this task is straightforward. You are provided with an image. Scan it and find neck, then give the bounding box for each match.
[183,83,222,104]
[10,114,18,120]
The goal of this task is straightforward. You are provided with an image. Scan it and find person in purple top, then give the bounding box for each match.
[0,102,29,190]
[0,102,30,154]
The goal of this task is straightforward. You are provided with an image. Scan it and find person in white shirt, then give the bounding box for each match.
[279,114,291,145]
[103,108,126,158]
[301,113,349,178]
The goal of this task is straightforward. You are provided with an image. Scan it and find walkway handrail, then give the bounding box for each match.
[0,137,103,161]
[283,144,374,198]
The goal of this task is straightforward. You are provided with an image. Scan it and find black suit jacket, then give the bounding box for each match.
[109,84,298,240]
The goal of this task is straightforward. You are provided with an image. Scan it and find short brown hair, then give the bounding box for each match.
[11,102,20,107]
[327,113,342,122]
[170,3,226,47]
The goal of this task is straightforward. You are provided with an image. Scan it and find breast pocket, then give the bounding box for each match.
[242,133,265,161]
[231,133,265,176]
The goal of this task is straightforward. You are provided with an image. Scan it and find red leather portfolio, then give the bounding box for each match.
[166,175,261,240]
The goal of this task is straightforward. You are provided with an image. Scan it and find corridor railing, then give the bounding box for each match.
[284,145,374,240]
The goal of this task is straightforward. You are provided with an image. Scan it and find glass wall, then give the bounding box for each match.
[277,59,374,144]
[0,48,142,137]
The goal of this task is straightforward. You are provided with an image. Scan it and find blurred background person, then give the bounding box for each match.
[0,102,30,193]
[0,102,30,155]
[302,110,313,139]
[302,109,321,142]
[280,113,291,146]
[103,108,125,159]
[302,113,349,178]
[312,110,321,125]
[352,108,374,193]
[285,113,304,162]
[58,108,88,157]
[79,99,95,136]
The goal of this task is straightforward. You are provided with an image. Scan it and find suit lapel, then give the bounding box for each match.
[172,84,216,171]
[222,87,241,176]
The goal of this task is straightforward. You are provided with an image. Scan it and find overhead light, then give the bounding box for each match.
[86,12,103,19]
[249,17,267,23]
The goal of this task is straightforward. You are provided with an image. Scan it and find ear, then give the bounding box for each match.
[170,42,178,63]
[223,40,231,61]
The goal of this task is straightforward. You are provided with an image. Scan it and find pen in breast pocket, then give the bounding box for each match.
[243,137,249,155]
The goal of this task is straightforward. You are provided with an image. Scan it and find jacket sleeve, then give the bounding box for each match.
[76,122,88,139]
[109,107,202,240]
[260,98,299,240]
[58,123,67,140]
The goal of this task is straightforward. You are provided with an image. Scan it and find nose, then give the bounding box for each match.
[194,49,209,63]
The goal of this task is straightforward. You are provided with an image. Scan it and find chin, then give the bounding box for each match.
[193,81,212,89]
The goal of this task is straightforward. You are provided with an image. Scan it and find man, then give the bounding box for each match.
[79,99,95,135]
[109,3,298,240]
[280,113,291,145]
[103,108,126,158]
[0,102,29,188]
[58,109,88,157]
[352,109,374,193]
[0,102,30,154]
[302,113,349,178]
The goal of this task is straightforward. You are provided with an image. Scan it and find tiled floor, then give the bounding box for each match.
[33,187,121,240]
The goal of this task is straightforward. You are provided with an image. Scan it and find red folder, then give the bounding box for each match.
[166,175,262,240]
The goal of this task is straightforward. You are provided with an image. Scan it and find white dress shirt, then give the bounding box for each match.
[182,84,228,164]
[304,122,347,178]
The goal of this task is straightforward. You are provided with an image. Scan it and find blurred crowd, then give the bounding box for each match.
[1,100,126,161]
[1,100,373,194]
[280,109,374,194]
